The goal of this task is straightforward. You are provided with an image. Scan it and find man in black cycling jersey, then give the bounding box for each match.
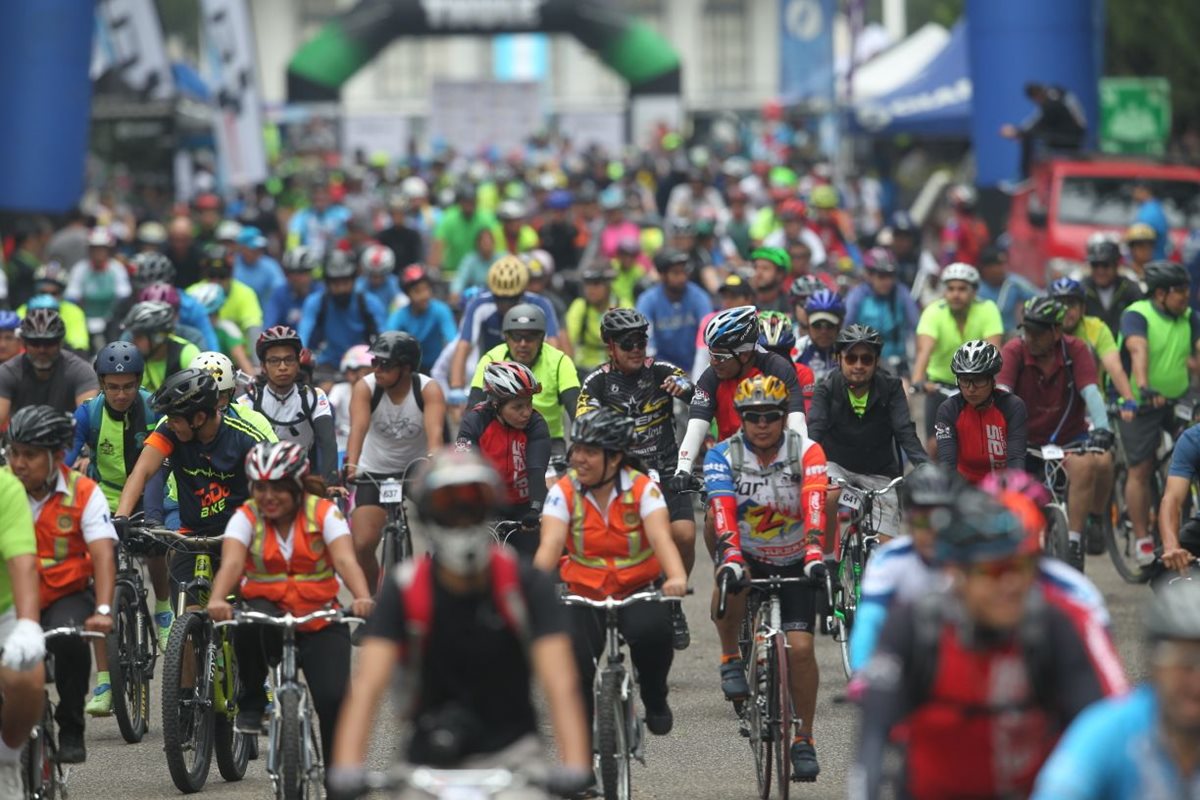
[114,368,269,594]
[577,307,695,648]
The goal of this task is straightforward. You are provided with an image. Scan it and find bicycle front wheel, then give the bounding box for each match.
[595,670,631,800]
[161,612,214,793]
[1106,467,1151,583]
[21,700,59,800]
[1043,504,1071,567]
[215,633,250,782]
[747,635,772,800]
[772,632,793,798]
[275,689,304,800]
[377,523,398,591]
[110,582,151,743]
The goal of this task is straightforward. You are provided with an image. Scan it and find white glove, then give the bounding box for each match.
[2,619,45,672]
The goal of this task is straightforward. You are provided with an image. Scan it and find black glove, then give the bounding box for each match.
[1087,429,1116,452]
[112,516,130,542]
[544,766,595,798]
[520,508,542,532]
[325,766,367,800]
[665,471,698,494]
[715,559,750,592]
[1141,387,1161,405]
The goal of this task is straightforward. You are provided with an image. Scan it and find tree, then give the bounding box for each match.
[1106,0,1200,135]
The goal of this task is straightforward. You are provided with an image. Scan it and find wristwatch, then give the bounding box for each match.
[96,604,112,616]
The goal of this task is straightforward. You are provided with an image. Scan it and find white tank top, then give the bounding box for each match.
[358,372,430,474]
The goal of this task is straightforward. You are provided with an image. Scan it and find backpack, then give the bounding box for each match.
[252,381,316,434]
[725,428,806,478]
[370,372,452,443]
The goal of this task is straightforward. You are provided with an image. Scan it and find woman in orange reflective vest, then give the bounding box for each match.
[208,440,374,760]
[534,408,687,737]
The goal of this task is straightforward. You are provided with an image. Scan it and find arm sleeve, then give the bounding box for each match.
[703,447,741,560]
[676,418,711,475]
[455,408,484,447]
[800,443,828,535]
[1003,394,1028,469]
[686,368,718,424]
[559,387,580,422]
[311,414,339,483]
[1081,384,1110,432]
[934,398,959,469]
[520,566,569,640]
[525,414,551,509]
[890,383,929,464]
[143,464,167,524]
[66,405,89,466]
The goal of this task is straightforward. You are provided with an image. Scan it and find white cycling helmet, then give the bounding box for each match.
[340,344,373,372]
[189,351,237,393]
[401,176,428,200]
[941,262,980,286]
[360,243,396,276]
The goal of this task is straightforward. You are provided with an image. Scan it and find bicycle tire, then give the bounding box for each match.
[377,522,398,591]
[215,632,250,782]
[397,520,413,562]
[772,632,793,797]
[278,689,304,800]
[595,669,631,800]
[747,630,772,800]
[1106,466,1151,583]
[110,582,150,743]
[1044,504,1072,568]
[21,702,58,800]
[161,612,214,793]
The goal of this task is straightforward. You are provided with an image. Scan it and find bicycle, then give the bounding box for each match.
[106,528,161,744]
[490,520,523,549]
[365,764,550,799]
[718,575,813,800]
[558,590,680,800]
[1027,441,1108,570]
[23,627,104,800]
[214,608,363,800]
[351,456,427,588]
[135,525,252,793]
[826,474,906,680]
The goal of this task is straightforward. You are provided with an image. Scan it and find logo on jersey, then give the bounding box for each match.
[692,387,712,407]
[934,422,953,441]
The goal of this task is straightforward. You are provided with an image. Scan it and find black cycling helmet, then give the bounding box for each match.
[1020,296,1066,328]
[19,308,65,341]
[571,408,634,452]
[902,463,964,508]
[1086,238,1120,265]
[255,325,303,361]
[199,244,231,277]
[834,324,884,354]
[502,303,548,335]
[368,330,421,368]
[1145,578,1200,641]
[323,249,357,280]
[95,340,145,376]
[1145,260,1191,294]
[130,251,176,289]
[150,368,219,417]
[123,300,175,334]
[654,248,690,275]
[950,340,1003,377]
[934,488,1031,565]
[600,308,650,343]
[6,405,74,451]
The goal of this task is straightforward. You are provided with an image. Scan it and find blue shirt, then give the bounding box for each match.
[636,283,713,370]
[297,288,388,367]
[355,274,401,314]
[1136,199,1170,260]
[386,299,457,373]
[234,254,286,304]
[264,281,322,330]
[287,205,351,257]
[177,293,220,352]
[457,291,561,354]
[1032,685,1195,800]
[844,283,920,361]
[977,275,1038,333]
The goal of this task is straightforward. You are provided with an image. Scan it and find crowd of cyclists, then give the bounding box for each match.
[0,151,1198,799]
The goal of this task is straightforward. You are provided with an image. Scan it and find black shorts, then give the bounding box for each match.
[924,389,949,440]
[1118,406,1172,466]
[744,557,818,634]
[353,472,406,509]
[170,551,223,607]
[662,484,695,524]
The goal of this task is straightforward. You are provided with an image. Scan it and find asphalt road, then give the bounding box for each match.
[69,542,1154,800]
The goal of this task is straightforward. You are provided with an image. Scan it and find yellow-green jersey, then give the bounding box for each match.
[471,342,580,439]
[0,469,37,615]
[1069,315,1118,360]
[916,298,1004,385]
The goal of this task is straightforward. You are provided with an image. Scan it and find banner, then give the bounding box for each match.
[430,80,541,156]
[91,0,175,101]
[779,0,836,109]
[201,0,268,188]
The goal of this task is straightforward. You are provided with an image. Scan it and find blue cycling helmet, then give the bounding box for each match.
[758,311,796,353]
[704,305,760,351]
[0,310,20,331]
[95,340,145,376]
[805,288,845,318]
[1049,277,1085,301]
[27,294,61,311]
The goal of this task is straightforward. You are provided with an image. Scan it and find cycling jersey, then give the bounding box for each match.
[934,389,1028,484]
[457,291,561,356]
[998,334,1097,446]
[298,288,387,368]
[1119,299,1200,402]
[703,430,827,566]
[1067,315,1118,360]
[69,391,157,511]
[142,335,200,393]
[844,284,920,363]
[238,384,330,454]
[471,343,579,440]
[916,298,1004,385]
[690,349,807,443]
[0,469,37,615]
[145,412,269,533]
[577,359,690,474]
[795,336,837,384]
[456,403,550,508]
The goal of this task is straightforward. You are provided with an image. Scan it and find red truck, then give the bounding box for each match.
[1006,156,1200,286]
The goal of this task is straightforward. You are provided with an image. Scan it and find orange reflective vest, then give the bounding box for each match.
[35,466,96,609]
[240,495,341,631]
[557,468,663,600]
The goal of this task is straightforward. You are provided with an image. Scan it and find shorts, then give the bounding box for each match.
[0,607,15,649]
[923,389,950,440]
[744,557,818,634]
[1118,406,1172,466]
[662,484,695,524]
[170,550,223,607]
[827,462,901,538]
[353,472,408,509]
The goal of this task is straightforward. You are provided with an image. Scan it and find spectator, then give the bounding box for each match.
[1125,223,1158,284]
[1133,182,1170,261]
[1001,82,1087,178]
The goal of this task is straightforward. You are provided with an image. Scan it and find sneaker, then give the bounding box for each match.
[234,709,265,736]
[1135,537,1157,567]
[155,610,174,651]
[1085,515,1107,556]
[643,699,673,736]
[0,759,20,798]
[1067,540,1086,573]
[56,729,85,764]
[85,683,113,717]
[802,544,826,580]
[670,603,690,651]
[790,738,819,782]
[719,660,750,701]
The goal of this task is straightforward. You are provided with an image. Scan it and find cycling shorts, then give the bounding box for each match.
[1118,406,1171,466]
[827,462,900,538]
[744,556,817,634]
[662,484,694,524]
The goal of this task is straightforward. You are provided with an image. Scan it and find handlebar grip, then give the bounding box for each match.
[716,571,730,620]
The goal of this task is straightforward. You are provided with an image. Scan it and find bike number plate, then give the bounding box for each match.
[1040,444,1065,461]
[839,490,862,512]
[379,479,403,504]
[1177,402,1195,422]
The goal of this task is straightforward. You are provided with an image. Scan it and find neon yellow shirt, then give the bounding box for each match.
[1069,315,1118,360]
[189,280,262,336]
[848,389,869,418]
[564,298,618,373]
[17,300,89,352]
[0,469,37,614]
[471,342,581,439]
[917,298,1004,385]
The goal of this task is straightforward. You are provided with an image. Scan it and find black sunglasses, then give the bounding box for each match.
[742,410,785,425]
[841,352,875,366]
[616,336,648,352]
[507,331,542,343]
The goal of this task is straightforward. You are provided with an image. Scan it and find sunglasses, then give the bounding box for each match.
[741,410,785,425]
[957,375,992,389]
[425,484,494,526]
[966,553,1036,579]
[507,331,542,344]
[811,321,838,331]
[841,352,875,366]
[710,349,744,364]
[616,336,648,352]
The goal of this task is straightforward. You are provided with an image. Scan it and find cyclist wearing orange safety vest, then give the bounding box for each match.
[535,408,688,739]
[208,441,374,759]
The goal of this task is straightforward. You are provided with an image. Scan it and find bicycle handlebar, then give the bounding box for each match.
[366,765,542,793]
[559,590,682,610]
[830,473,906,500]
[127,524,225,553]
[1027,442,1108,460]
[42,626,105,641]
[213,608,365,630]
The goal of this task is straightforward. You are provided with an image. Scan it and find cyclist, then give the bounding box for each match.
[998,297,1115,572]
[577,308,695,648]
[758,310,815,411]
[265,246,321,329]
[330,449,591,800]
[232,226,285,303]
[64,227,131,332]
[1124,222,1158,284]
[384,265,456,374]
[694,273,756,377]
[843,247,920,372]
[123,300,200,392]
[911,263,1004,453]
[455,361,549,557]
[934,340,1028,484]
[789,274,827,340]
[189,351,275,440]
[564,266,621,377]
[299,249,387,388]
[1050,276,1139,418]
[1033,579,1200,799]
[535,409,688,736]
[469,303,579,457]
[1118,261,1200,565]
[117,251,220,353]
[6,405,116,764]
[636,249,714,373]
[977,244,1038,332]
[286,181,350,259]
[238,326,339,486]
[20,263,88,352]
[328,345,372,459]
[0,466,44,795]
[0,309,98,428]
[0,310,21,363]
[705,375,828,780]
[190,244,264,345]
[749,247,793,314]
[135,282,205,350]
[796,289,844,384]
[1160,420,1200,572]
[207,441,374,754]
[808,324,927,546]
[1081,235,1141,337]
[355,243,400,312]
[345,332,445,590]
[850,488,1126,800]
[188,281,257,375]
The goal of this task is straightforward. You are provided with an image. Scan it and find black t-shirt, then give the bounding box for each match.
[366,561,566,762]
[578,359,690,473]
[376,225,423,270]
[0,351,98,413]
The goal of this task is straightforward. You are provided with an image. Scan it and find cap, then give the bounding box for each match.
[718,274,754,296]
[236,226,266,249]
[808,311,841,327]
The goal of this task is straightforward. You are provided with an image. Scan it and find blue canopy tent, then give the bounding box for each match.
[853,20,972,137]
